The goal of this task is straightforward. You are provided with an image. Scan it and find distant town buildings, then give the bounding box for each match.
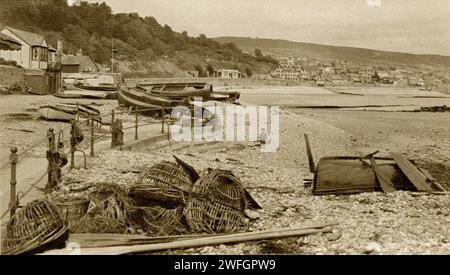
[268,55,447,88]
[216,69,240,79]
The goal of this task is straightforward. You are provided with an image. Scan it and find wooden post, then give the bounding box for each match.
[110,109,115,133]
[9,147,18,217]
[161,107,165,134]
[70,122,75,169]
[304,134,315,173]
[76,102,79,122]
[135,109,139,140]
[90,116,95,157]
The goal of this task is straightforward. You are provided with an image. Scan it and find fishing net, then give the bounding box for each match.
[184,169,250,233]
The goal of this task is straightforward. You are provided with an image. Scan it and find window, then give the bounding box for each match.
[40,48,48,62]
[32,47,39,60]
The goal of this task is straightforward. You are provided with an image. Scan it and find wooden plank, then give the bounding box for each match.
[370,157,396,192]
[304,134,315,173]
[391,153,434,191]
[417,167,447,191]
[40,222,336,255]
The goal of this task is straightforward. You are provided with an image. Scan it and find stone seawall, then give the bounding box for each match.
[124,77,304,87]
[0,65,24,88]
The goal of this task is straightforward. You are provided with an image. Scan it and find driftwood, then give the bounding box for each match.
[40,222,336,255]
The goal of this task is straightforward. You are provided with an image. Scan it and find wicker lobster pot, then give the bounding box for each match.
[49,197,90,226]
[1,199,69,255]
[184,169,248,233]
[129,160,194,207]
[135,206,188,236]
[72,183,134,234]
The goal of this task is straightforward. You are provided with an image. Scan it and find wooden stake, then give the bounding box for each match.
[304,134,315,173]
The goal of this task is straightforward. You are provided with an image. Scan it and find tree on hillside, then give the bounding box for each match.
[254,48,263,58]
[245,67,253,77]
[195,64,204,77]
[372,71,381,83]
[206,64,214,77]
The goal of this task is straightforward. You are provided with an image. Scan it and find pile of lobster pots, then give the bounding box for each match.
[53,155,261,237]
[0,156,261,254]
[127,156,261,235]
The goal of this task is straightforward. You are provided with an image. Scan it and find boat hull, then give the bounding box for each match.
[38,106,75,121]
[121,87,174,107]
[118,89,167,114]
[137,83,212,100]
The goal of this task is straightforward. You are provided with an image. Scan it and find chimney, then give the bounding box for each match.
[57,39,63,54]
[76,48,83,57]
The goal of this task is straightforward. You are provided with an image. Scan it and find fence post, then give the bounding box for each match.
[90,116,95,157]
[70,121,75,169]
[135,109,139,140]
[76,102,79,122]
[9,147,18,217]
[161,107,165,134]
[110,109,115,133]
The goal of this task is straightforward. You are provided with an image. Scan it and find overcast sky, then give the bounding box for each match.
[88,0,450,56]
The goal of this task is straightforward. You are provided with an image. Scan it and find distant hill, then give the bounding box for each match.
[214,37,450,72]
[0,1,276,77]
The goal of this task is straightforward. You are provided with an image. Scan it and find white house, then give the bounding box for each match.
[0,27,49,70]
[216,69,240,79]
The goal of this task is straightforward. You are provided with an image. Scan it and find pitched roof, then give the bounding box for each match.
[0,32,21,50]
[62,55,99,71]
[5,27,46,46]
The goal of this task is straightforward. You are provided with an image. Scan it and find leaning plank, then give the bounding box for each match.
[370,157,396,192]
[391,153,434,192]
[417,167,447,192]
[40,222,336,255]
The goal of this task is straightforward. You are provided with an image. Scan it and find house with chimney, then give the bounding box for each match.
[61,49,100,73]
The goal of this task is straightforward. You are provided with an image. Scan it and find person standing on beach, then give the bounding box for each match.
[259,128,268,147]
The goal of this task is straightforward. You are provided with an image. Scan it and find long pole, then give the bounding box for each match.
[304,134,315,173]
[9,147,18,217]
[135,110,139,140]
[90,116,95,157]
[111,39,114,73]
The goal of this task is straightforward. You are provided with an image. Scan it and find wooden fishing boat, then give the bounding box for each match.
[120,87,176,107]
[137,82,212,100]
[38,105,77,121]
[75,83,118,92]
[117,88,166,114]
[210,90,240,102]
[38,103,100,121]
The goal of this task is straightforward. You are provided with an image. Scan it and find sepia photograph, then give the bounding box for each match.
[0,0,449,262]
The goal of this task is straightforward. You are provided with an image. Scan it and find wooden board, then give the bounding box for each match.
[370,158,396,193]
[313,157,414,195]
[40,222,336,255]
[391,153,434,192]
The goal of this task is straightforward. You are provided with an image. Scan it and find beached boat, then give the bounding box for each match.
[137,82,212,100]
[210,90,240,102]
[120,87,176,107]
[117,88,167,114]
[38,103,100,121]
[38,105,75,121]
[54,90,117,100]
[75,83,118,92]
